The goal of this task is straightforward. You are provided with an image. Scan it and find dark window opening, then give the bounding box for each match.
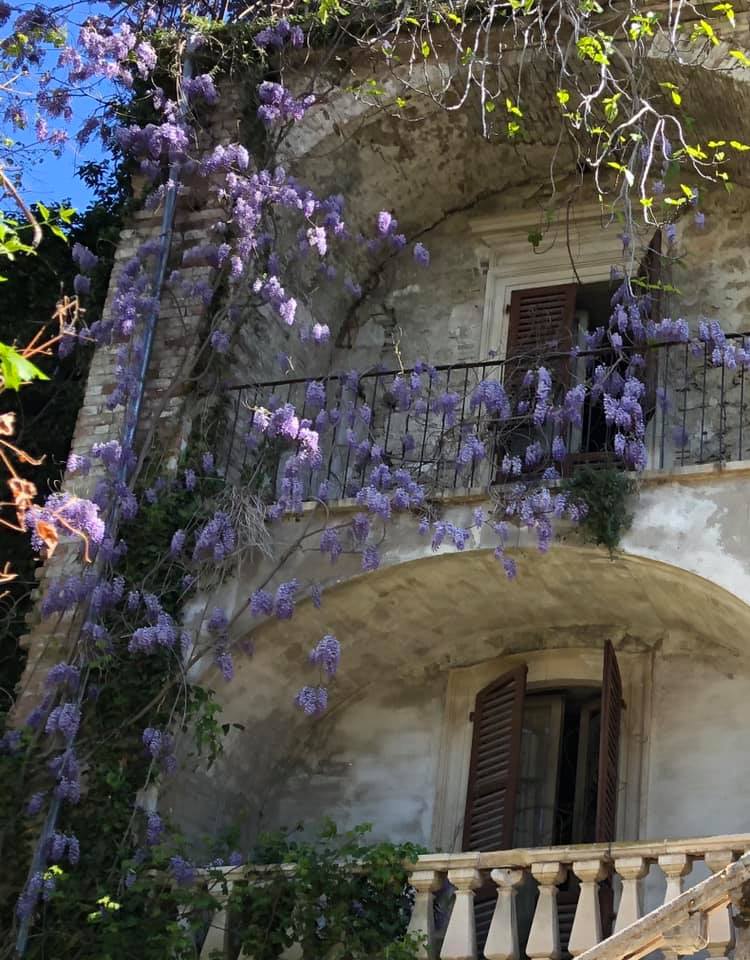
[513,686,602,848]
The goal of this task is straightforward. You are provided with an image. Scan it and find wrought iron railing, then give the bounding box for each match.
[219,334,750,502]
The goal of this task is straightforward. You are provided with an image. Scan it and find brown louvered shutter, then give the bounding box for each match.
[506,284,578,385]
[595,641,623,843]
[463,664,527,851]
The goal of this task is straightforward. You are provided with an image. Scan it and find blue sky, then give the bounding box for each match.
[22,135,100,211]
[13,1,111,212]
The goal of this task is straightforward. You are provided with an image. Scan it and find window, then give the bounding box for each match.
[463,641,622,850]
[499,232,662,466]
[462,642,623,953]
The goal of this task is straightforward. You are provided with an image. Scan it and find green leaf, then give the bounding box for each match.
[712,2,735,26]
[485,100,496,113]
[729,49,750,66]
[37,202,50,222]
[556,89,570,106]
[603,93,621,123]
[421,40,430,57]
[0,342,50,390]
[49,224,68,241]
[691,19,720,46]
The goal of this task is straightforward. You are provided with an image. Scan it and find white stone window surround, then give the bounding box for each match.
[430,645,654,853]
[469,206,626,361]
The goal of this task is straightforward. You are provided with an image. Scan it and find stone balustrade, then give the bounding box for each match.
[405,834,750,960]
[191,834,750,959]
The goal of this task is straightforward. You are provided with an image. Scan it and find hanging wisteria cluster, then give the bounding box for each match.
[3,0,750,948]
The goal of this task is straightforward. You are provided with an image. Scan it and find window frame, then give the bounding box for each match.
[430,645,654,852]
[469,205,625,363]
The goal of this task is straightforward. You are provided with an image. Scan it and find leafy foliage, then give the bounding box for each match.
[230,822,425,960]
[563,467,635,553]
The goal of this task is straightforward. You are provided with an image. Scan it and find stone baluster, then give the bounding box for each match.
[440,867,482,960]
[613,857,648,934]
[484,868,525,960]
[407,868,444,959]
[526,862,567,960]
[568,859,608,957]
[659,853,692,904]
[704,851,736,960]
[200,880,232,959]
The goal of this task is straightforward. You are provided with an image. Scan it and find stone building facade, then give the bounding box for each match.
[17,27,750,960]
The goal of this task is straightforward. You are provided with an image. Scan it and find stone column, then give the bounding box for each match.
[485,868,524,960]
[659,853,692,904]
[568,859,608,957]
[440,867,482,960]
[407,868,443,959]
[613,857,648,933]
[526,862,567,960]
[200,882,232,959]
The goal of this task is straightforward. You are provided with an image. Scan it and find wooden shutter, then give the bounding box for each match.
[507,284,577,361]
[463,664,527,851]
[595,641,623,843]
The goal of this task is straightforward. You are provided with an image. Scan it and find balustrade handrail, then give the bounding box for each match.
[407,832,750,871]
[195,832,750,881]
[191,833,750,959]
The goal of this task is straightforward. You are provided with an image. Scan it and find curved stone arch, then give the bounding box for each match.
[172,535,750,846]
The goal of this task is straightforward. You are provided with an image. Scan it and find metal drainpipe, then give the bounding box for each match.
[14,43,196,958]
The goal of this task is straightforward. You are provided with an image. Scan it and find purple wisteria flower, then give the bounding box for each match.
[210,329,230,353]
[257,81,315,126]
[312,322,330,344]
[274,580,298,619]
[320,527,342,563]
[26,792,46,816]
[45,703,81,742]
[146,811,164,845]
[72,243,98,273]
[413,243,430,267]
[309,634,340,677]
[170,855,195,886]
[295,685,329,716]
[170,529,186,556]
[192,512,236,563]
[183,73,218,104]
[250,589,274,617]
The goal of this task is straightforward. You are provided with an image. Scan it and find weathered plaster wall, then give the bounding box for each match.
[165,481,750,853]
[271,676,445,845]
